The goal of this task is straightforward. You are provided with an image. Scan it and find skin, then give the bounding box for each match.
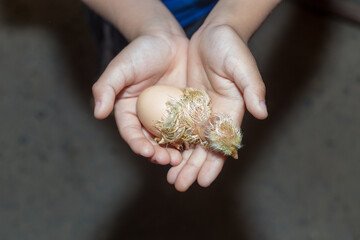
[85,0,188,166]
[83,0,282,192]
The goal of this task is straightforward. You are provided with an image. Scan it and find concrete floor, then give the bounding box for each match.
[1,1,359,240]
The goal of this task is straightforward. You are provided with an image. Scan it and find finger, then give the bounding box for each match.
[166,148,183,166]
[148,144,172,165]
[167,149,192,184]
[92,58,128,119]
[114,99,155,158]
[141,126,175,165]
[175,145,208,192]
[225,45,268,120]
[197,152,226,187]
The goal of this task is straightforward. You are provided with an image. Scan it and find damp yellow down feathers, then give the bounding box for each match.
[154,88,242,159]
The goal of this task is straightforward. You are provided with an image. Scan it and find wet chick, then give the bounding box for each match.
[154,88,242,159]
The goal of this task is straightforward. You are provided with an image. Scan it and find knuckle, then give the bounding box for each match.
[92,81,102,94]
[187,160,201,170]
[224,55,237,77]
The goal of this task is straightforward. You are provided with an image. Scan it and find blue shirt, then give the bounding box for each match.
[162,0,217,27]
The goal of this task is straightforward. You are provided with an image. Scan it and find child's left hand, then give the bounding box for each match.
[167,24,268,191]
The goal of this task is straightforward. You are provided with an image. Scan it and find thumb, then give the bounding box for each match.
[92,36,173,119]
[225,47,268,120]
[92,38,150,119]
[92,58,127,119]
[242,72,268,120]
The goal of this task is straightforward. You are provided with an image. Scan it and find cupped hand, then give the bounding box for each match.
[167,24,268,191]
[92,32,189,166]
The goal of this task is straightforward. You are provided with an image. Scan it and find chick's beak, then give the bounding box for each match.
[231,150,238,159]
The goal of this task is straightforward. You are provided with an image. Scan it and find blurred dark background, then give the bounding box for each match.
[0,0,359,239]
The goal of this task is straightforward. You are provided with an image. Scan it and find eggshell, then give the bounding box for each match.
[136,85,183,137]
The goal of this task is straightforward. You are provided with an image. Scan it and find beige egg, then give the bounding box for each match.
[136,85,183,137]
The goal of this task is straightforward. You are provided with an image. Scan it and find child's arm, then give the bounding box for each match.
[167,0,282,192]
[82,0,184,41]
[83,0,188,166]
[204,0,282,42]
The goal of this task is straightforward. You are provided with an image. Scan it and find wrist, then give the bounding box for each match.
[119,0,186,41]
[136,20,186,42]
[83,0,186,41]
[201,0,282,42]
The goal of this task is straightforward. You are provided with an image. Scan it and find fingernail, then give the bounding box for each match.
[260,100,268,114]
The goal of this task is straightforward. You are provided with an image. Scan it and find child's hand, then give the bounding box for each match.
[92,32,189,166]
[86,0,280,192]
[167,24,268,191]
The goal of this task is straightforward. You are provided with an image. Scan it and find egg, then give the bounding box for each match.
[136,85,183,136]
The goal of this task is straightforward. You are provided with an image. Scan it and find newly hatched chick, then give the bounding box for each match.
[154,88,242,159]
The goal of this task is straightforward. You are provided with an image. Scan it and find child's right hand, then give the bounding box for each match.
[92,32,189,166]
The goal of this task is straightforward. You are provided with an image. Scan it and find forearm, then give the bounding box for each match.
[203,0,282,42]
[82,0,185,40]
